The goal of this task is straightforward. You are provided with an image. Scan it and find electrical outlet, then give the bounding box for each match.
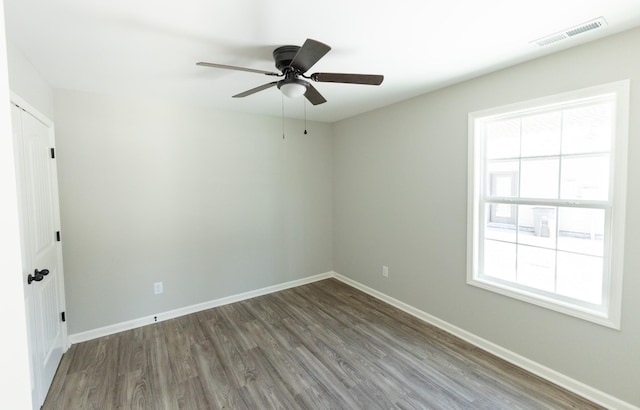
[154,282,163,295]
[382,265,389,278]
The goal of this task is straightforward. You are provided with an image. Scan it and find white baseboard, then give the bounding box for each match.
[332,273,638,410]
[68,271,333,344]
[68,270,636,409]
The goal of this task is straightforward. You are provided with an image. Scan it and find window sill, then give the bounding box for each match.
[467,276,620,330]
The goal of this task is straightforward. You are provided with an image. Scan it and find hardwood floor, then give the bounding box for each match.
[44,279,602,409]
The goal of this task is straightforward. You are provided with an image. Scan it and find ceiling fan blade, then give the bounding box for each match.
[311,72,384,85]
[196,62,280,76]
[304,84,327,105]
[233,81,279,98]
[290,39,331,73]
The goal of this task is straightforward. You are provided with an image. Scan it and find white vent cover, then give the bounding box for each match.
[532,17,607,47]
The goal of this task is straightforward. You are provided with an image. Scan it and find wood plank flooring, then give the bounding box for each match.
[43,279,602,409]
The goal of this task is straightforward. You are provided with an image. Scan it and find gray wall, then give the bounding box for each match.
[6,41,54,118]
[54,90,333,334]
[333,27,640,406]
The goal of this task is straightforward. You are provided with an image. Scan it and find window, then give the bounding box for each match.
[467,81,629,329]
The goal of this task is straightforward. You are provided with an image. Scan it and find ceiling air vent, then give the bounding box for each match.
[532,17,607,47]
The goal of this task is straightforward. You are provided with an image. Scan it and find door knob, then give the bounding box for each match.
[28,268,50,284]
[28,272,44,284]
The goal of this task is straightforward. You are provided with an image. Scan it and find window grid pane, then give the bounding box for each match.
[481,99,613,305]
[482,201,608,304]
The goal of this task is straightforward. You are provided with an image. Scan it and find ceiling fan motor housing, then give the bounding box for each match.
[273,45,301,73]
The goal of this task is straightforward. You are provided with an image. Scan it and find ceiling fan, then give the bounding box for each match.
[196,39,384,105]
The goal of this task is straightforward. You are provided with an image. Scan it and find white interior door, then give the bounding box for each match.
[12,102,67,409]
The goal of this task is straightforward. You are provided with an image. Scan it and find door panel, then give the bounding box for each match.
[36,270,62,381]
[12,104,40,407]
[26,140,55,253]
[12,103,65,408]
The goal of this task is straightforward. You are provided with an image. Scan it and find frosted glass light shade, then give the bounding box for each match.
[279,82,307,98]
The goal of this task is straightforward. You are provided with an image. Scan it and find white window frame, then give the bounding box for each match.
[467,80,630,329]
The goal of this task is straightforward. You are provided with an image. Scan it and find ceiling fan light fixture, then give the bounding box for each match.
[278,79,308,98]
[197,38,384,105]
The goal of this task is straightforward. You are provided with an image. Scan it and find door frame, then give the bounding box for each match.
[11,92,68,407]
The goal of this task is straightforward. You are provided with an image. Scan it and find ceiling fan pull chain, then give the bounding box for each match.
[282,93,285,139]
[304,99,308,135]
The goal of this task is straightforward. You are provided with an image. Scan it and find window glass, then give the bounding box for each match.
[560,155,610,201]
[516,245,556,292]
[484,203,517,242]
[557,208,605,257]
[517,205,557,249]
[562,103,612,155]
[520,158,559,199]
[556,252,603,304]
[486,161,519,197]
[521,112,561,157]
[483,240,516,282]
[485,118,520,159]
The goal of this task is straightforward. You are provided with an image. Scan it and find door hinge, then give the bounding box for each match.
[61,312,66,322]
[56,231,61,242]
[50,148,55,159]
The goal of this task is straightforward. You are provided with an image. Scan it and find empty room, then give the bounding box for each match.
[1,0,640,409]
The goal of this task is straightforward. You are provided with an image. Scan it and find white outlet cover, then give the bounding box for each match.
[154,282,163,294]
[382,266,389,277]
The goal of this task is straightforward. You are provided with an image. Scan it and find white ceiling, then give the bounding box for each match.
[4,0,640,123]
